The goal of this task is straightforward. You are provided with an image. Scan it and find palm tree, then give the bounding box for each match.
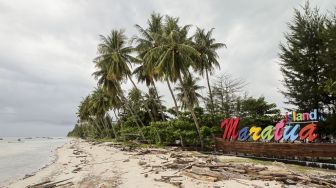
[144,87,166,120]
[193,28,225,116]
[77,95,94,137]
[93,30,146,140]
[95,30,137,81]
[77,95,92,122]
[133,65,165,120]
[133,13,180,116]
[90,87,112,117]
[89,87,118,138]
[133,13,178,117]
[77,94,105,138]
[145,16,204,148]
[175,74,205,148]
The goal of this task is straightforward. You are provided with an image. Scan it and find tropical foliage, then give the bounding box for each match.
[70,5,336,148]
[279,3,336,134]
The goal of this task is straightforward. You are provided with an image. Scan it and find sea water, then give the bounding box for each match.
[0,137,67,187]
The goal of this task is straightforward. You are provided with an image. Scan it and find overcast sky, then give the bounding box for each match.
[0,0,334,137]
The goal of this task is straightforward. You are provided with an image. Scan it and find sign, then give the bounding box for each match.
[220,109,319,142]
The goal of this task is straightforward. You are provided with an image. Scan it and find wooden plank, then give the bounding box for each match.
[214,138,336,158]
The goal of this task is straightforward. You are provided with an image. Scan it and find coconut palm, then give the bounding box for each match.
[144,87,166,120]
[94,30,137,82]
[77,95,92,122]
[90,87,113,117]
[133,65,165,120]
[145,16,204,148]
[175,74,204,110]
[193,28,225,116]
[77,95,94,137]
[144,16,199,95]
[151,16,198,81]
[175,74,205,148]
[88,87,117,138]
[133,13,179,117]
[93,30,147,140]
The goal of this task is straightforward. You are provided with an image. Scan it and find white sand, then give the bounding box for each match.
[7,139,323,188]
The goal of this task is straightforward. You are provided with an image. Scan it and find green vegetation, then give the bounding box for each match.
[69,3,336,148]
[279,3,336,135]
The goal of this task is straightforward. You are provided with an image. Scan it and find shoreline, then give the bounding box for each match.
[0,138,67,188]
[7,139,336,188]
[19,143,66,181]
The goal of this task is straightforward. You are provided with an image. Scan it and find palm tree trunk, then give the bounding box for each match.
[85,123,91,138]
[146,85,157,122]
[128,75,156,123]
[108,115,118,139]
[114,83,146,141]
[103,115,115,139]
[122,96,146,140]
[98,116,110,138]
[189,105,204,150]
[90,118,102,137]
[80,122,89,138]
[177,75,204,150]
[205,68,215,119]
[152,81,166,121]
[166,78,179,116]
[113,109,125,141]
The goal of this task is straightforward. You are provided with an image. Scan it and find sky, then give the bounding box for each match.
[0,0,335,137]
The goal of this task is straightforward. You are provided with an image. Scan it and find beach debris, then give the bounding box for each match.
[154,175,183,187]
[128,147,336,188]
[72,167,82,173]
[138,161,147,166]
[27,178,73,188]
[136,149,151,155]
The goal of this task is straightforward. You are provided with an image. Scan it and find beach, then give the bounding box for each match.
[0,138,66,187]
[6,139,336,188]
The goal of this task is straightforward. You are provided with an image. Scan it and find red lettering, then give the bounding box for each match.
[299,123,318,142]
[220,118,239,140]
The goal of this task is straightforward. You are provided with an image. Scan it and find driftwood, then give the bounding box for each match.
[160,156,336,187]
[27,178,72,188]
[154,175,183,187]
[121,146,336,187]
[181,171,218,182]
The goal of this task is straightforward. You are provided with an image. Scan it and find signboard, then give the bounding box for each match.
[220,109,319,142]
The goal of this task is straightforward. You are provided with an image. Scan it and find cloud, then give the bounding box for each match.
[0,0,334,136]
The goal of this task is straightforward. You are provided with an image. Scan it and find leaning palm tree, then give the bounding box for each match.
[133,13,179,117]
[144,16,199,95]
[77,95,92,122]
[90,87,112,117]
[175,74,205,148]
[133,65,165,120]
[89,87,120,138]
[193,28,225,117]
[77,95,94,137]
[93,30,146,140]
[145,16,204,148]
[77,94,105,138]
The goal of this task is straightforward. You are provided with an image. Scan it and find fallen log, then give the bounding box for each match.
[27,180,51,187]
[190,166,224,179]
[181,171,218,182]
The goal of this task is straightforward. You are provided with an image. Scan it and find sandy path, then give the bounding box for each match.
[9,139,332,188]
